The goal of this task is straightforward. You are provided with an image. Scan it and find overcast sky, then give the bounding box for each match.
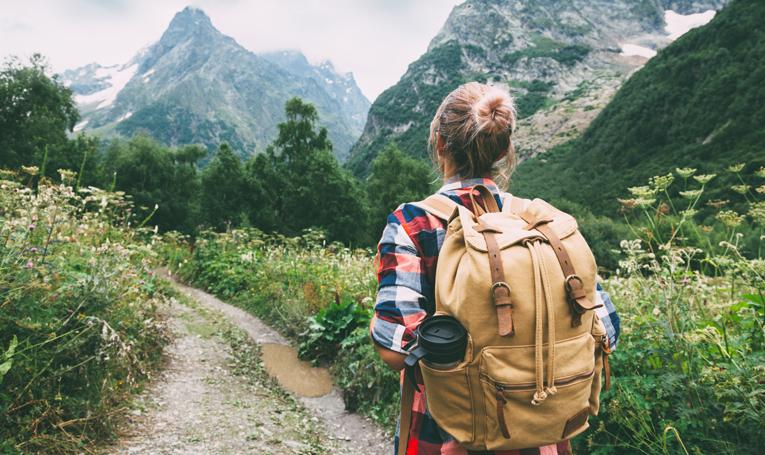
[0,0,464,101]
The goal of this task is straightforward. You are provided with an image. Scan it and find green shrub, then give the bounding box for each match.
[514,92,551,119]
[578,238,765,454]
[502,35,592,67]
[298,293,371,362]
[162,227,376,341]
[0,169,170,453]
[332,327,401,431]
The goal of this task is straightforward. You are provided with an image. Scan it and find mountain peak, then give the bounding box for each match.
[159,7,217,47]
[136,7,221,73]
[169,7,214,30]
[63,7,370,161]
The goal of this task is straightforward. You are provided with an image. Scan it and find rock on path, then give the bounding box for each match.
[109,277,390,454]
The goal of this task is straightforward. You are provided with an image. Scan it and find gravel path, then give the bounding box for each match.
[108,277,390,455]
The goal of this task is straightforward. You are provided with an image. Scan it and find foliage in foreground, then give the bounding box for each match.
[578,240,764,454]
[573,165,765,453]
[0,170,170,453]
[160,163,765,453]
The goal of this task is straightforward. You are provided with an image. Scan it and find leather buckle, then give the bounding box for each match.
[492,282,511,298]
[564,275,583,292]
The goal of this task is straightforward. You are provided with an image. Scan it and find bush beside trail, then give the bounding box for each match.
[0,169,172,453]
[158,228,403,430]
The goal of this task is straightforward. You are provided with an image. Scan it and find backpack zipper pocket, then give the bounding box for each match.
[484,368,595,445]
[491,368,595,393]
[477,333,597,449]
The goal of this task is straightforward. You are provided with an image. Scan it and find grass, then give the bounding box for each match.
[0,168,172,453]
[185,321,218,338]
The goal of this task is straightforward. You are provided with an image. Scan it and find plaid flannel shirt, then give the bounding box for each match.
[371,176,620,455]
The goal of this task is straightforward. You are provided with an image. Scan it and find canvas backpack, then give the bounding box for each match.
[398,185,612,454]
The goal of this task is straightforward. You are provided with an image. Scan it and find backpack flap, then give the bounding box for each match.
[460,200,579,253]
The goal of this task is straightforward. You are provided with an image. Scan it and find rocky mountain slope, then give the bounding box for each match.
[345,0,728,178]
[259,50,371,133]
[60,8,370,161]
[509,0,764,217]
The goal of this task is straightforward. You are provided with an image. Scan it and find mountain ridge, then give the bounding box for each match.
[345,0,728,178]
[61,7,370,161]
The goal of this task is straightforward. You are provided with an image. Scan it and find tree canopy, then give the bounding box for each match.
[367,142,433,236]
[0,54,82,178]
[105,133,206,234]
[247,97,369,245]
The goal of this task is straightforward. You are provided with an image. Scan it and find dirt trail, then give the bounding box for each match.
[110,278,390,454]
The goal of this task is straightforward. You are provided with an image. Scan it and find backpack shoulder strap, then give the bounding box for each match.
[398,376,416,455]
[410,194,459,221]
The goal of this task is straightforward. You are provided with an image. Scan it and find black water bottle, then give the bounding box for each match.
[404,315,467,391]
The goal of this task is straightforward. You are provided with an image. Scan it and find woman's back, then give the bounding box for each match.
[370,82,619,455]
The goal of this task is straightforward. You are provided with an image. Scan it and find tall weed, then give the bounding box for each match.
[0,169,170,453]
[580,166,765,454]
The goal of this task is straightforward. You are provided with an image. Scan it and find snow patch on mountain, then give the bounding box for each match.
[73,120,88,132]
[74,64,139,109]
[620,44,658,58]
[94,65,119,79]
[665,10,717,40]
[620,10,716,60]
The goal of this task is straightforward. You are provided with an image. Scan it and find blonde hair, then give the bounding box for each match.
[428,82,517,190]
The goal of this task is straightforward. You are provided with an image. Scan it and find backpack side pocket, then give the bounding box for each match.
[589,313,610,415]
[420,333,475,445]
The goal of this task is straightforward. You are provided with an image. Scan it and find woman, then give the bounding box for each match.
[369,82,620,455]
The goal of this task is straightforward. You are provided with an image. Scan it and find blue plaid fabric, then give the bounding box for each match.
[595,284,620,350]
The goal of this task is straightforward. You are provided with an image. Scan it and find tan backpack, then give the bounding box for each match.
[398,185,612,453]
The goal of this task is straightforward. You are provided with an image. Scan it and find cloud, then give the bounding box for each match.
[0,18,33,32]
[75,0,131,12]
[0,0,463,101]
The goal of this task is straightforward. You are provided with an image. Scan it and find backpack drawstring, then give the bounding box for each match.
[528,240,557,405]
[536,241,557,398]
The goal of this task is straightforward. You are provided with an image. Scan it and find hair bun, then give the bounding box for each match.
[428,81,517,187]
[474,90,514,135]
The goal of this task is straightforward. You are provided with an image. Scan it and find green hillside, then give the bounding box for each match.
[344,41,473,177]
[510,0,765,218]
[343,40,567,178]
[345,0,729,179]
